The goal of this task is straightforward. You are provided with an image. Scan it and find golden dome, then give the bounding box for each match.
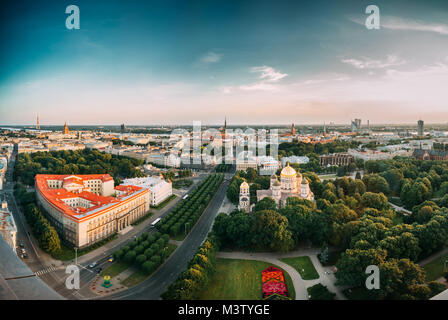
[240,181,249,189]
[280,165,296,178]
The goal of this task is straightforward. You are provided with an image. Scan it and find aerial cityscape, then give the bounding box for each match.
[1,0,448,311]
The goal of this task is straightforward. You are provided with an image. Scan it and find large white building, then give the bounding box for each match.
[35,174,150,248]
[257,164,314,207]
[121,176,173,206]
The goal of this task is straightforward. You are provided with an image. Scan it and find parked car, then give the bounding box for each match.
[96,267,102,274]
[22,253,28,259]
[108,257,114,263]
[19,243,24,248]
[89,262,97,268]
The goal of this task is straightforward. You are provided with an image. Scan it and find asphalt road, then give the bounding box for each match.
[99,176,231,300]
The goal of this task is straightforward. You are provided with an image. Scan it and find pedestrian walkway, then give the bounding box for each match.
[216,248,347,300]
[34,265,61,276]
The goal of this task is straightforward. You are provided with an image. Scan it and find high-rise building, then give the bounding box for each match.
[120,124,126,133]
[351,119,362,132]
[291,123,296,136]
[36,114,40,130]
[418,120,424,136]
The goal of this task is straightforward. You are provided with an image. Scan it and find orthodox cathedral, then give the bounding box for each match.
[238,163,314,212]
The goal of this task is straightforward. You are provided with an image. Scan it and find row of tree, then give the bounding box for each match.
[14,184,62,255]
[113,232,170,275]
[158,174,224,237]
[161,237,218,300]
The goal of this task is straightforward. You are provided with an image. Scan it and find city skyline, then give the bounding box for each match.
[1,0,448,125]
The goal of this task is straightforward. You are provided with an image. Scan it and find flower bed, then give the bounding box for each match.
[261,266,289,299]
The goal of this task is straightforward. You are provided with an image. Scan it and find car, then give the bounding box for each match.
[21,248,26,254]
[22,253,28,259]
[19,243,24,248]
[96,267,102,274]
[108,257,114,263]
[89,262,97,268]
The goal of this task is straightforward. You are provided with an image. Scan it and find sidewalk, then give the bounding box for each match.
[216,248,347,300]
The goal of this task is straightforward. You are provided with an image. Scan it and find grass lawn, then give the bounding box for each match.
[151,195,177,210]
[121,269,148,287]
[120,243,178,287]
[51,235,118,261]
[100,261,130,278]
[423,252,448,281]
[280,256,319,280]
[198,258,295,300]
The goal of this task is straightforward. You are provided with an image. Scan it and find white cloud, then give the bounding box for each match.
[342,55,406,69]
[250,66,288,82]
[349,15,448,36]
[200,51,222,64]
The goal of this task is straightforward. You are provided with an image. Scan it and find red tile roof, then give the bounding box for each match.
[35,174,145,221]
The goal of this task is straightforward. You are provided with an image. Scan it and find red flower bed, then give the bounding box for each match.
[262,266,289,298]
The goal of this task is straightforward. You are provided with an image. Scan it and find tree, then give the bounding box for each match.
[335,248,387,287]
[124,250,137,264]
[361,192,389,210]
[362,174,390,194]
[251,210,294,252]
[254,197,277,212]
[307,283,336,300]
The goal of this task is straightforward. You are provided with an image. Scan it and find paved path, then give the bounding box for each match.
[216,248,347,300]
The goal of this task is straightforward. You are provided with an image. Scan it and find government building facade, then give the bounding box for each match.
[35,174,150,248]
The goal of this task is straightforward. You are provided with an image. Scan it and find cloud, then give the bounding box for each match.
[250,66,288,82]
[349,15,448,35]
[342,55,406,69]
[199,51,222,64]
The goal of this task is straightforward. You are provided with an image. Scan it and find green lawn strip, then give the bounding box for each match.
[151,195,177,210]
[120,243,178,287]
[423,252,448,281]
[131,211,154,226]
[100,261,130,278]
[51,235,118,261]
[280,256,319,280]
[198,258,295,300]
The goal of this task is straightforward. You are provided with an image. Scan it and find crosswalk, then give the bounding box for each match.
[34,265,59,276]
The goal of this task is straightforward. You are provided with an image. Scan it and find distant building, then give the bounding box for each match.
[0,201,17,252]
[351,119,361,133]
[63,122,69,134]
[413,149,448,161]
[348,149,394,161]
[281,156,309,166]
[319,153,354,167]
[291,123,296,136]
[418,120,424,137]
[122,176,172,206]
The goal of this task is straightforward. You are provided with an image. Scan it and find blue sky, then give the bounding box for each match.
[1,0,448,125]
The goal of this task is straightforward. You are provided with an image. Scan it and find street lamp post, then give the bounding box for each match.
[74,247,78,265]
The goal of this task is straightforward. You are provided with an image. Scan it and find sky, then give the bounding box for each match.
[0,0,448,125]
